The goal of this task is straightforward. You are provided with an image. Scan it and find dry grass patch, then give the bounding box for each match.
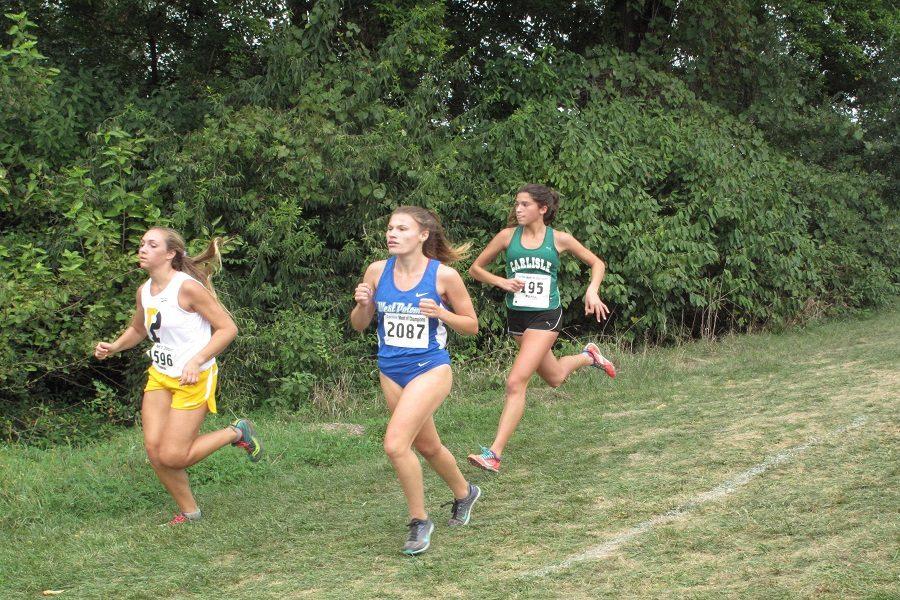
[319,422,366,436]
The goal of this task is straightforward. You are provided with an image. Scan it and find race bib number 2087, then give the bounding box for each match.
[383,313,428,348]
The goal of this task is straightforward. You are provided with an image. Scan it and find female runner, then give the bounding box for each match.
[94,227,262,524]
[467,184,616,473]
[351,206,481,555]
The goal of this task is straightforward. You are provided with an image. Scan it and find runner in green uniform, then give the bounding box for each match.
[467,184,616,473]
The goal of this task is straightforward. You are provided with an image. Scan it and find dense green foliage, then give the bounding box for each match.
[1,2,897,443]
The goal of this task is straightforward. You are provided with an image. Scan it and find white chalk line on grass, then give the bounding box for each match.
[525,415,869,578]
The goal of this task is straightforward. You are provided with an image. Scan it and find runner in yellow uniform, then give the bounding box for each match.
[94,227,262,525]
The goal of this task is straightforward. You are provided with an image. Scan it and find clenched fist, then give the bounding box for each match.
[418,298,443,319]
[94,341,115,360]
[499,278,525,293]
[354,282,374,306]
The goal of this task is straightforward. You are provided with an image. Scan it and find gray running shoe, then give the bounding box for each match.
[231,418,263,462]
[402,518,435,555]
[446,482,482,526]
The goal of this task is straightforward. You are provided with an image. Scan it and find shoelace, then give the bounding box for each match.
[479,446,497,460]
[406,519,428,541]
[441,498,462,519]
[168,513,188,525]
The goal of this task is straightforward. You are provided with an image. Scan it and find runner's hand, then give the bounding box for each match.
[499,278,525,293]
[94,341,115,360]
[180,358,202,385]
[584,290,609,321]
[419,298,443,318]
[354,282,374,306]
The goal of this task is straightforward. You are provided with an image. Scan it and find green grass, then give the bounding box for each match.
[2,307,898,599]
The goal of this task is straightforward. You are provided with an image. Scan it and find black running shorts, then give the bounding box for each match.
[506,306,563,336]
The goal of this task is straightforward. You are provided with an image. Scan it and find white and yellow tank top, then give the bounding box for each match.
[141,271,214,378]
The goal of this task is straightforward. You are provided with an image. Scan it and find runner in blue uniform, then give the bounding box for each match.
[350,206,481,555]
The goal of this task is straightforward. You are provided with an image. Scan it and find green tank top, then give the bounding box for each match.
[505,226,560,311]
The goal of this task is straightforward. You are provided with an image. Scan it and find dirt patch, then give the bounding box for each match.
[717,427,767,445]
[608,427,674,447]
[627,452,648,465]
[215,551,239,567]
[861,368,900,397]
[774,411,817,425]
[319,423,366,436]
[791,359,865,384]
[590,494,615,511]
[282,588,325,598]
[797,365,900,402]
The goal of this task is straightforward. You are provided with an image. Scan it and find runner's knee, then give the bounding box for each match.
[145,443,163,467]
[158,446,190,469]
[383,434,411,460]
[506,375,529,396]
[414,439,443,459]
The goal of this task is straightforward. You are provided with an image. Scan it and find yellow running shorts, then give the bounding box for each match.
[144,364,218,413]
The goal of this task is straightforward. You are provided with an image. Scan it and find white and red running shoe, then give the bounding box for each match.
[583,343,616,378]
[467,446,501,473]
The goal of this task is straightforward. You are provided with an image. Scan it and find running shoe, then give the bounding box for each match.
[402,518,435,555]
[583,342,616,378]
[231,418,263,462]
[164,511,201,526]
[445,482,482,526]
[467,446,501,473]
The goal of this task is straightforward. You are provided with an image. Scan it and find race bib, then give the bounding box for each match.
[150,343,176,370]
[383,313,429,348]
[512,273,551,308]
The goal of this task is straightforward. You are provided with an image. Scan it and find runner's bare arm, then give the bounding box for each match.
[468,228,524,293]
[94,287,148,359]
[421,265,478,335]
[556,231,609,321]
[351,261,385,331]
[180,280,238,363]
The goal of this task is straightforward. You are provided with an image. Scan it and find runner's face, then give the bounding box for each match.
[514,192,547,226]
[138,229,175,270]
[386,213,428,256]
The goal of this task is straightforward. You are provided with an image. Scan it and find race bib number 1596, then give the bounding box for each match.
[150,343,176,369]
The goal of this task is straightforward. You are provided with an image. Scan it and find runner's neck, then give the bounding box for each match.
[148,265,178,293]
[393,252,430,275]
[522,222,547,242]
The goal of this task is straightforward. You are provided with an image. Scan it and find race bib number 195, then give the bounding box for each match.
[512,273,551,308]
[383,313,429,348]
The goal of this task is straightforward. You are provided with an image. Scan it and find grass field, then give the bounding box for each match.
[2,307,898,599]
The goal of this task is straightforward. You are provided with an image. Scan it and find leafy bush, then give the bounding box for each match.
[1,9,896,443]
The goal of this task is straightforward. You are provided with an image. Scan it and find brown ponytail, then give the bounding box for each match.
[391,206,470,264]
[507,183,561,226]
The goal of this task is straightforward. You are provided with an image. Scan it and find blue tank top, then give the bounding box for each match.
[375,257,449,362]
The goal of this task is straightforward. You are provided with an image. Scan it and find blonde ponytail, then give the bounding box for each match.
[150,227,227,301]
